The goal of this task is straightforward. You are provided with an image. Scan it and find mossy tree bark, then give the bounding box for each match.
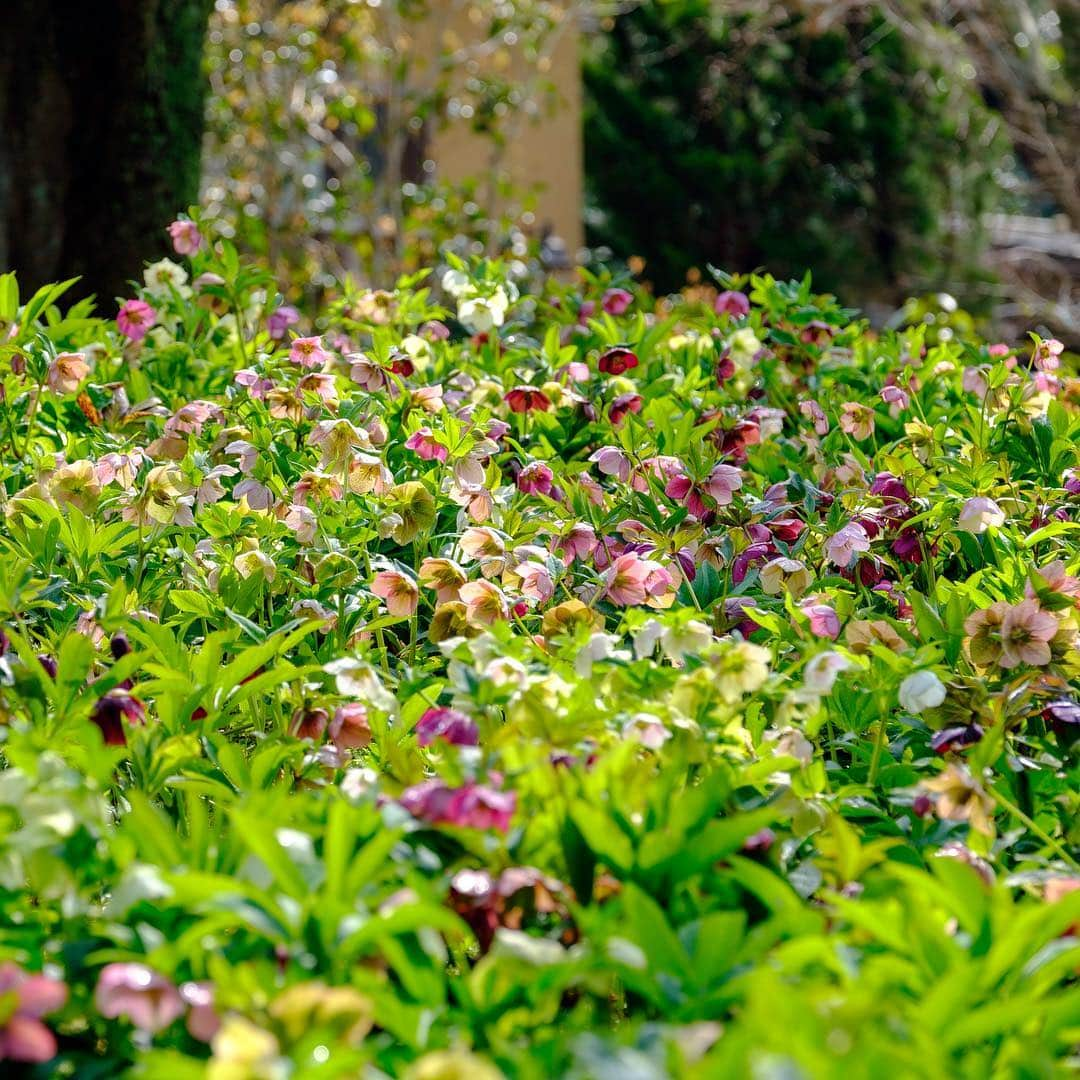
[0,0,213,305]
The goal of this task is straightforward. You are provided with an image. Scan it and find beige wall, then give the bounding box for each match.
[421,4,584,253]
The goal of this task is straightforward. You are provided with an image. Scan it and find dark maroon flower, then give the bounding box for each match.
[504,386,551,414]
[608,392,642,427]
[931,724,984,754]
[109,632,132,660]
[389,355,414,377]
[765,517,805,544]
[90,689,146,746]
[415,707,479,747]
[912,794,933,818]
[1044,699,1080,744]
[36,655,57,679]
[597,346,639,376]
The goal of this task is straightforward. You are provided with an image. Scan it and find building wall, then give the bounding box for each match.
[421,3,584,254]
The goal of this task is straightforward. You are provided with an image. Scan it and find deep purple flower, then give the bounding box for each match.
[869,472,911,504]
[931,724,984,754]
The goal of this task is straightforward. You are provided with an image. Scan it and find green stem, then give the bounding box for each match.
[988,784,1079,871]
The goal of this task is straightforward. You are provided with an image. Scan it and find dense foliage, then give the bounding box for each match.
[584,1,1003,299]
[0,221,1078,1078]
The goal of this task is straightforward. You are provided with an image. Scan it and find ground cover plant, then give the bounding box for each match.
[0,221,1078,1078]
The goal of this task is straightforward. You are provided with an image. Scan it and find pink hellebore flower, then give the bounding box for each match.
[704,463,744,506]
[167,219,204,256]
[234,368,274,399]
[289,335,330,369]
[1033,338,1064,373]
[825,522,871,569]
[801,601,840,640]
[602,287,633,315]
[117,299,156,341]
[459,580,510,624]
[604,552,672,606]
[179,982,220,1042]
[399,780,516,832]
[839,402,875,441]
[714,290,750,318]
[0,963,67,1063]
[415,706,479,747]
[880,384,910,410]
[590,446,632,483]
[999,599,1058,669]
[94,963,184,1033]
[267,305,300,341]
[517,462,554,496]
[47,352,90,394]
[799,398,829,435]
[371,570,419,617]
[554,523,598,564]
[517,561,555,604]
[329,703,372,751]
[405,428,448,462]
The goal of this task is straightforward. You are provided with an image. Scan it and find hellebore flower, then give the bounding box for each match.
[999,599,1057,668]
[288,336,330,369]
[898,670,947,714]
[415,706,479,747]
[267,305,300,340]
[405,428,448,463]
[117,299,156,341]
[95,963,184,1033]
[597,346,638,376]
[399,780,515,832]
[516,461,553,496]
[0,963,67,1063]
[90,689,146,746]
[957,496,1006,534]
[825,522,871,569]
[371,570,419,617]
[329,703,372,751]
[504,386,551,413]
[167,219,204,256]
[714,290,750,318]
[602,287,633,315]
[47,352,90,394]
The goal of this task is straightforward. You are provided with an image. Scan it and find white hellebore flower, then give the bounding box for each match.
[898,670,946,714]
[802,650,853,694]
[457,287,510,335]
[957,496,1006,534]
[440,268,471,298]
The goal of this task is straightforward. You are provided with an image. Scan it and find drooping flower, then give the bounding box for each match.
[597,346,638,375]
[415,706,479,747]
[801,601,840,640]
[825,522,870,569]
[590,446,632,483]
[957,496,1006,534]
[920,764,994,835]
[47,352,89,394]
[898,670,946,714]
[799,398,829,435]
[0,963,67,1063]
[759,557,811,598]
[504,385,551,414]
[714,290,750,318]
[95,963,184,1033]
[267,305,300,341]
[703,463,744,506]
[89,689,146,746]
[329,703,372,750]
[405,428,447,462]
[371,570,419,617]
[839,402,875,441]
[117,299,156,341]
[167,219,204,256]
[459,580,510,625]
[602,287,633,315]
[516,461,553,496]
[399,780,516,832]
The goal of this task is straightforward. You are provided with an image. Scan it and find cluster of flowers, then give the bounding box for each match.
[0,218,1077,1076]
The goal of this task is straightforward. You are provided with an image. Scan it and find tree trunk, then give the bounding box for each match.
[0,0,212,305]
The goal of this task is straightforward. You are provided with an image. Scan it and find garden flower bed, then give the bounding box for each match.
[0,224,1078,1077]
